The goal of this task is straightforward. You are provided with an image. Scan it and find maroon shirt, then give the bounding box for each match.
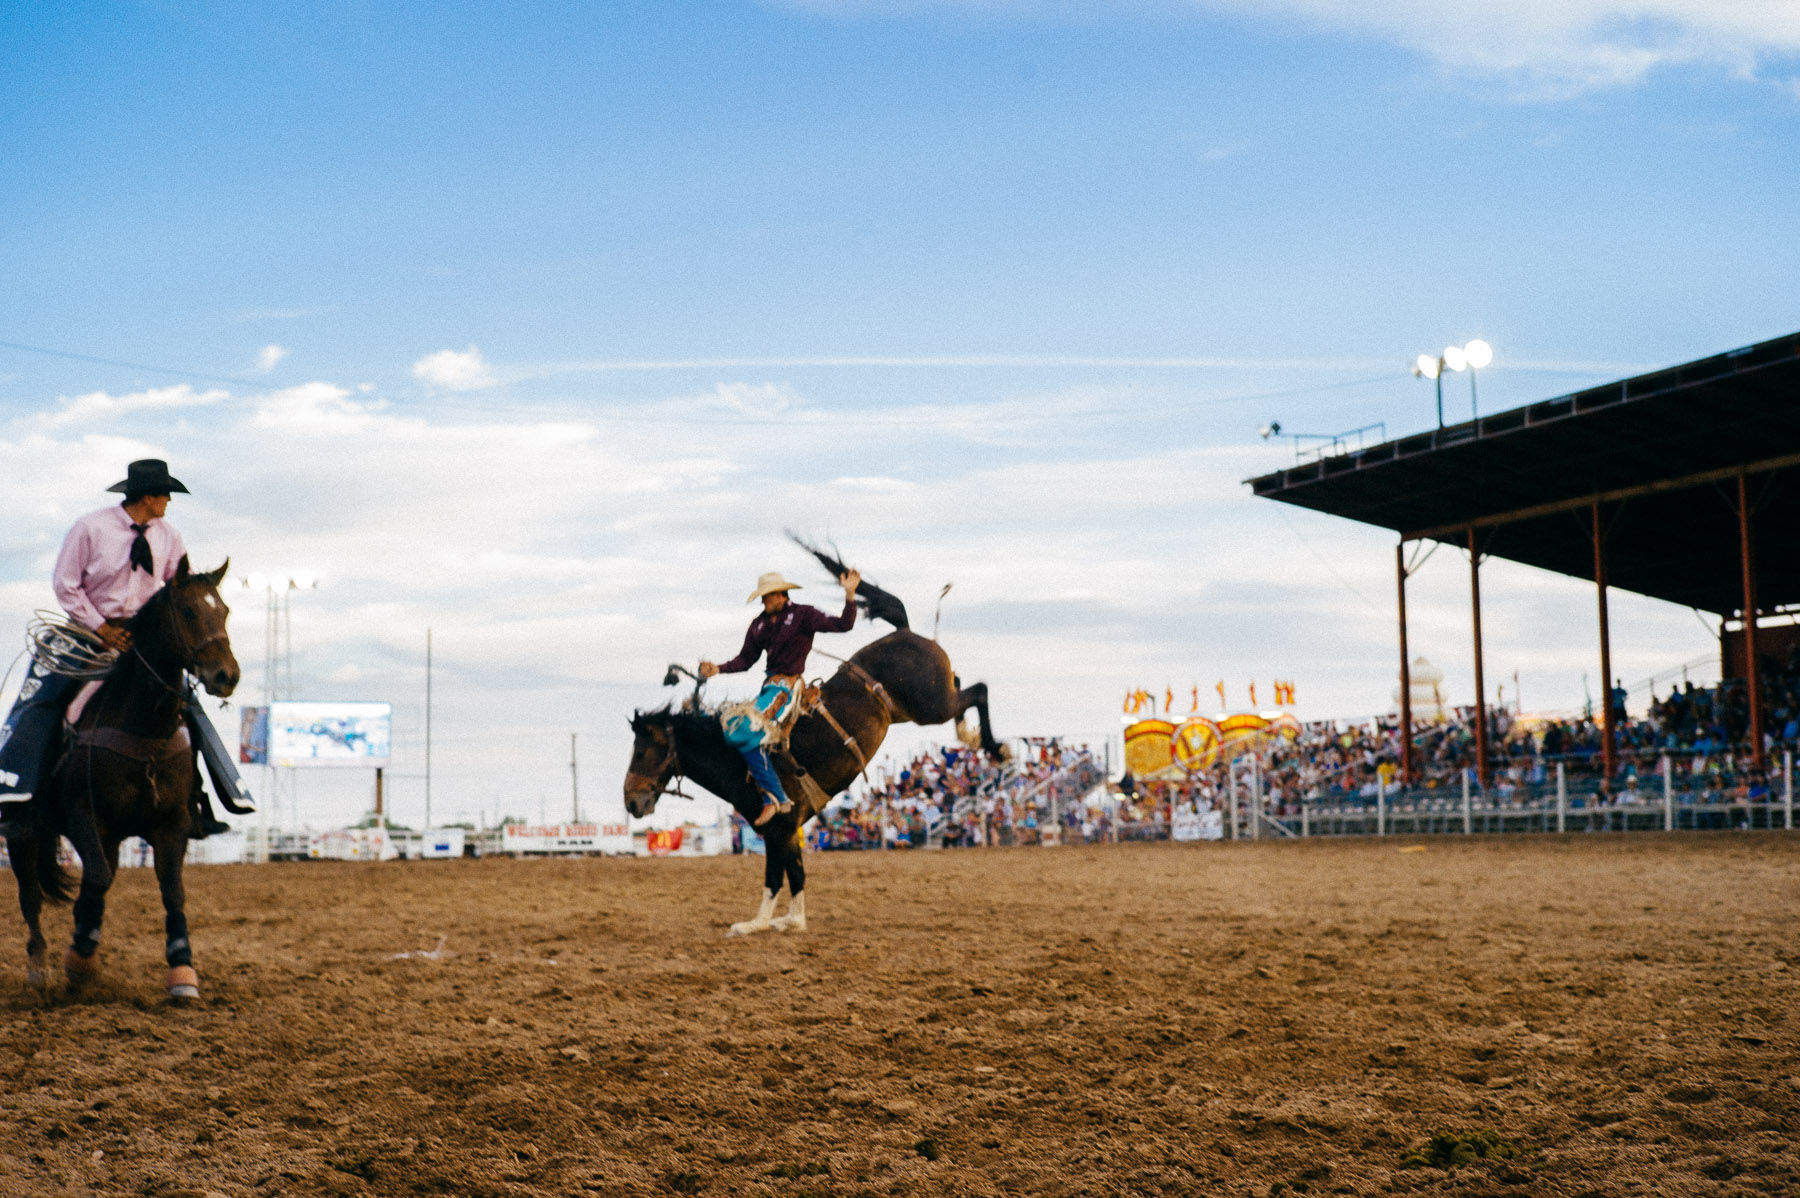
[718,596,856,678]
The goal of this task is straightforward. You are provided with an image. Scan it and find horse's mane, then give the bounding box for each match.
[125,582,174,634]
[786,531,910,630]
[630,706,731,747]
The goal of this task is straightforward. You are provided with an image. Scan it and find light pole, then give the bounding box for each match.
[239,571,318,847]
[1412,340,1494,428]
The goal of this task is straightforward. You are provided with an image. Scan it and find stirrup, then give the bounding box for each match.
[753,799,782,828]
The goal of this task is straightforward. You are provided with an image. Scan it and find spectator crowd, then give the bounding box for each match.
[790,661,1800,849]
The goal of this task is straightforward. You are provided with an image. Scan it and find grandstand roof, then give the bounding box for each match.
[1248,331,1800,616]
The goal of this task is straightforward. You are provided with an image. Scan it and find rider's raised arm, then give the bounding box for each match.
[808,591,858,635]
[715,623,764,674]
[52,519,105,631]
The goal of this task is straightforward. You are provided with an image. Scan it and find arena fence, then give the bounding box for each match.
[1213,750,1796,842]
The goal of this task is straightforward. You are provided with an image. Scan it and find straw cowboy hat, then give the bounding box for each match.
[746,571,804,603]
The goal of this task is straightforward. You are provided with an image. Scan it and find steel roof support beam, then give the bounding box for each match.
[1397,543,1413,785]
[1739,473,1765,772]
[1469,529,1489,792]
[1594,500,1616,785]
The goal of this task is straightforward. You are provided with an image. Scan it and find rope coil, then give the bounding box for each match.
[27,611,118,679]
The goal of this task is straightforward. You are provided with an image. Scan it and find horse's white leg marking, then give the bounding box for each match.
[728,888,779,937]
[771,890,807,932]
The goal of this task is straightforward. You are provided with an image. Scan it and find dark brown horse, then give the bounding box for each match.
[6,559,239,999]
[625,547,1000,935]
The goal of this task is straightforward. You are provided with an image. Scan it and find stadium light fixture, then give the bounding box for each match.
[1411,339,1495,429]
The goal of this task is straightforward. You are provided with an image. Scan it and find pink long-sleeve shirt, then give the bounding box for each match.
[52,504,187,631]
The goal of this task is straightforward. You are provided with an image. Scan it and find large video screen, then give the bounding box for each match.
[266,701,392,768]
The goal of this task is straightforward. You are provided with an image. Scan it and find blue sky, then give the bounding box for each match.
[1,2,1796,828]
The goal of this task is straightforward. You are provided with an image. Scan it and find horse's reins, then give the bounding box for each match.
[626,737,707,805]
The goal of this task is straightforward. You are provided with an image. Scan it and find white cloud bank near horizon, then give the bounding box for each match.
[796,1,1800,97]
[0,362,1715,831]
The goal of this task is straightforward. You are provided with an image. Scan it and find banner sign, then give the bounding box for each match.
[502,822,633,855]
[239,706,270,765]
[267,701,392,768]
[309,827,397,861]
[1172,808,1225,842]
[1126,710,1303,777]
[1172,718,1222,771]
[1123,719,1175,777]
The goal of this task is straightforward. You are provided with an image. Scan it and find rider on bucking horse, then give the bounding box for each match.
[698,565,860,828]
[0,459,244,841]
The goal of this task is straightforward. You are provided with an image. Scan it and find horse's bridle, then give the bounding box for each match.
[625,728,707,805]
[129,584,229,700]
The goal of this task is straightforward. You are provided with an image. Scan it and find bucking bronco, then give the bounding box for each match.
[625,537,1001,935]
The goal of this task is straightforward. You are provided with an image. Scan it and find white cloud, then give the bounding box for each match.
[43,384,227,429]
[795,1,1800,96]
[1213,0,1800,96]
[412,345,496,391]
[251,381,382,433]
[710,381,802,416]
[256,344,288,373]
[0,371,1717,833]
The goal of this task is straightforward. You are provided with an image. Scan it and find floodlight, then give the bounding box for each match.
[1259,421,1282,440]
[1442,345,1467,372]
[1464,339,1493,369]
[1414,354,1439,380]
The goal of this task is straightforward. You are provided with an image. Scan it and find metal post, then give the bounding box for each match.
[1250,753,1262,841]
[1737,473,1765,771]
[1661,754,1673,832]
[425,627,434,831]
[1594,500,1617,783]
[1461,769,1472,835]
[1228,765,1238,842]
[1301,801,1309,838]
[374,766,384,822]
[1377,776,1386,837]
[1435,368,1444,429]
[570,732,580,821]
[1397,542,1414,784]
[1556,762,1566,834]
[1468,529,1489,789]
[1785,749,1793,831]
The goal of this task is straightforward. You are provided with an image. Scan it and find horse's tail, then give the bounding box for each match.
[785,531,910,631]
[24,812,77,905]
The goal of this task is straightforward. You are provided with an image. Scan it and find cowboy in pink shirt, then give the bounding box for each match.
[0,460,234,839]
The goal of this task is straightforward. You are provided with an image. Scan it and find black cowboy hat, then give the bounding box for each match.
[106,458,189,496]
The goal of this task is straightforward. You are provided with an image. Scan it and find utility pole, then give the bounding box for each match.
[570,732,580,821]
[425,627,433,831]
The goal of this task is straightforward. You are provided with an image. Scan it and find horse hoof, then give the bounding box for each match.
[25,956,47,989]
[165,966,200,1001]
[63,947,99,986]
[727,921,770,937]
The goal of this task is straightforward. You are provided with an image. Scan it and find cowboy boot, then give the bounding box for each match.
[189,773,230,840]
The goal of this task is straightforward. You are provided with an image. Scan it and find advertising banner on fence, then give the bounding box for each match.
[1172,808,1225,841]
[309,827,398,861]
[502,822,633,855]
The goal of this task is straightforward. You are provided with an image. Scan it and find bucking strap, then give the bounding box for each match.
[812,700,872,785]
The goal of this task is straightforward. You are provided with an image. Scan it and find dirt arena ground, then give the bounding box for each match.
[1,834,1796,1197]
